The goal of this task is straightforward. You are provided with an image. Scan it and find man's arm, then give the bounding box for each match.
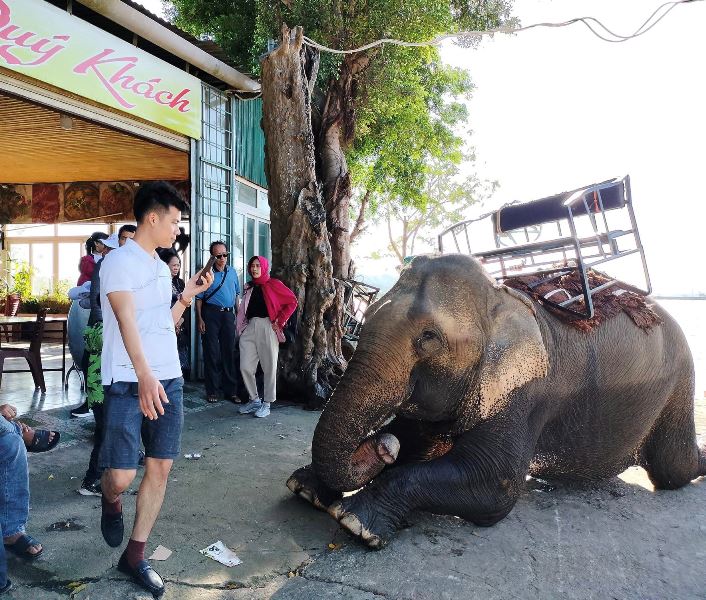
[234,273,240,311]
[182,271,213,332]
[195,299,205,333]
[107,291,167,420]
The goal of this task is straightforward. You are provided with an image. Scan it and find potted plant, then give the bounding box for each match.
[0,259,33,317]
[0,254,18,317]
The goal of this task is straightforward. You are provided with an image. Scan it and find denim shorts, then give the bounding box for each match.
[99,377,184,469]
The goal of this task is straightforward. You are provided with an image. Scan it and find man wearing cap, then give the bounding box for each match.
[195,241,241,403]
[75,232,120,494]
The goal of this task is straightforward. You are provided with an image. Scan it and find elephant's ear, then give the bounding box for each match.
[476,286,549,420]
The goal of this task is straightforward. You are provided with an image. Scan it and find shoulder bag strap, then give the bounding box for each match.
[202,266,228,304]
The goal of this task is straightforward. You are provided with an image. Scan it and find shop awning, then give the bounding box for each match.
[0,93,189,184]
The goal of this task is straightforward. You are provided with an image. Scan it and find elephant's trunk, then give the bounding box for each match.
[312,350,407,492]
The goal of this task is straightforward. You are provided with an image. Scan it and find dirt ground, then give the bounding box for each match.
[4,388,706,599]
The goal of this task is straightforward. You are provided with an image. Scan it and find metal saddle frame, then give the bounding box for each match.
[339,279,381,342]
[437,175,651,319]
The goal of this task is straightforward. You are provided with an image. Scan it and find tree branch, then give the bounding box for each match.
[349,188,370,244]
[387,212,404,265]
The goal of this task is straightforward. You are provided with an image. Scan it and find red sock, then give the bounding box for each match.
[101,494,122,516]
[124,538,146,569]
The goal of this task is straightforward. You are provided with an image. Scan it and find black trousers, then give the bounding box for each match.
[202,304,237,397]
[85,403,104,482]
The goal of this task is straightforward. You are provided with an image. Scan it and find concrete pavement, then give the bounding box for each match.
[5,382,706,599]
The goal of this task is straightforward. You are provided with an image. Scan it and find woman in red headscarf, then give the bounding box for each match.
[236,256,297,418]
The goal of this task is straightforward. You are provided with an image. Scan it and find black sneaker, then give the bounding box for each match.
[78,478,101,496]
[70,402,92,419]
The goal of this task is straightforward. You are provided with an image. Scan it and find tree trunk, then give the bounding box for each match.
[318,52,369,362]
[261,25,342,406]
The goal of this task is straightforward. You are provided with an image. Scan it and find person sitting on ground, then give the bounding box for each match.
[77,232,108,286]
[237,256,297,419]
[0,524,9,595]
[0,403,60,577]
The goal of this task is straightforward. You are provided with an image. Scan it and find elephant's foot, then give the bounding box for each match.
[328,489,401,550]
[350,433,401,485]
[287,465,342,511]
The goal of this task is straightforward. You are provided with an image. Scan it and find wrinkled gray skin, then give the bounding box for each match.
[287,254,705,549]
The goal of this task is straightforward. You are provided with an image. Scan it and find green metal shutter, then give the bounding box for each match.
[234,98,267,189]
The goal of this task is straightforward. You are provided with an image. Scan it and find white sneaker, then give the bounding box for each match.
[239,399,262,414]
[254,402,271,418]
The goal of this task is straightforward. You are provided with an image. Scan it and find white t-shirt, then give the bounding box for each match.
[99,238,181,384]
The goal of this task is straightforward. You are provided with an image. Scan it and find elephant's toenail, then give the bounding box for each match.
[328,502,344,520]
[340,514,363,536]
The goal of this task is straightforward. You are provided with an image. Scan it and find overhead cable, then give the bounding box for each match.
[302,0,702,54]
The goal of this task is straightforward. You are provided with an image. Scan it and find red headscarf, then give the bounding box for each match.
[249,256,298,327]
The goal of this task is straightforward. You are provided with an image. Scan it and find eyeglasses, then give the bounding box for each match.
[214,253,229,259]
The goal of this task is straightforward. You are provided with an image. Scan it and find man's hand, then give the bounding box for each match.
[183,270,214,304]
[198,318,206,334]
[0,403,16,421]
[137,372,169,420]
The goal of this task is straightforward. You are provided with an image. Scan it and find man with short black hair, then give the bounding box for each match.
[195,240,241,403]
[98,181,213,597]
[118,224,136,246]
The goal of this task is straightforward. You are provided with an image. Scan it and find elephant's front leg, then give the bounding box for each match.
[328,426,533,549]
[287,432,401,511]
[287,464,342,511]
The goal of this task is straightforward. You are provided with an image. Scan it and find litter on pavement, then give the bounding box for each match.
[149,545,173,561]
[199,541,242,567]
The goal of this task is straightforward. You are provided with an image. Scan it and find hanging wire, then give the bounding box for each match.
[301,0,702,54]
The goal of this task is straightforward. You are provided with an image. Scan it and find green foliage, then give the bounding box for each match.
[168,0,514,76]
[12,262,33,301]
[21,292,71,315]
[168,0,515,242]
[348,46,472,213]
[372,154,498,266]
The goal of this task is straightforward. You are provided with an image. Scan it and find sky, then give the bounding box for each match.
[135,0,706,295]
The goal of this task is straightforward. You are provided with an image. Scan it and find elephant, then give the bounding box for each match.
[287,254,705,549]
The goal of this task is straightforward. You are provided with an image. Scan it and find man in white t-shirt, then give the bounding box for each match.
[98,182,213,597]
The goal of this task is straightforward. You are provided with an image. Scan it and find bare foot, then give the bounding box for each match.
[3,532,42,556]
[18,423,55,448]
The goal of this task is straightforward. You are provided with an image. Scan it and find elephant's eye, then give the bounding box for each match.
[415,329,443,355]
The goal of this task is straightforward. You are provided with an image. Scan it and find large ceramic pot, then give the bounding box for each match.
[4,293,20,317]
[67,300,90,366]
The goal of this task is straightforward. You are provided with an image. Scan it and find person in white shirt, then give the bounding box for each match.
[97,182,212,597]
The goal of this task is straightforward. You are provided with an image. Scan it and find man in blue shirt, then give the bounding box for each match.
[195,241,241,403]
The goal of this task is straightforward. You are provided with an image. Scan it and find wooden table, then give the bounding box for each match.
[0,315,67,380]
